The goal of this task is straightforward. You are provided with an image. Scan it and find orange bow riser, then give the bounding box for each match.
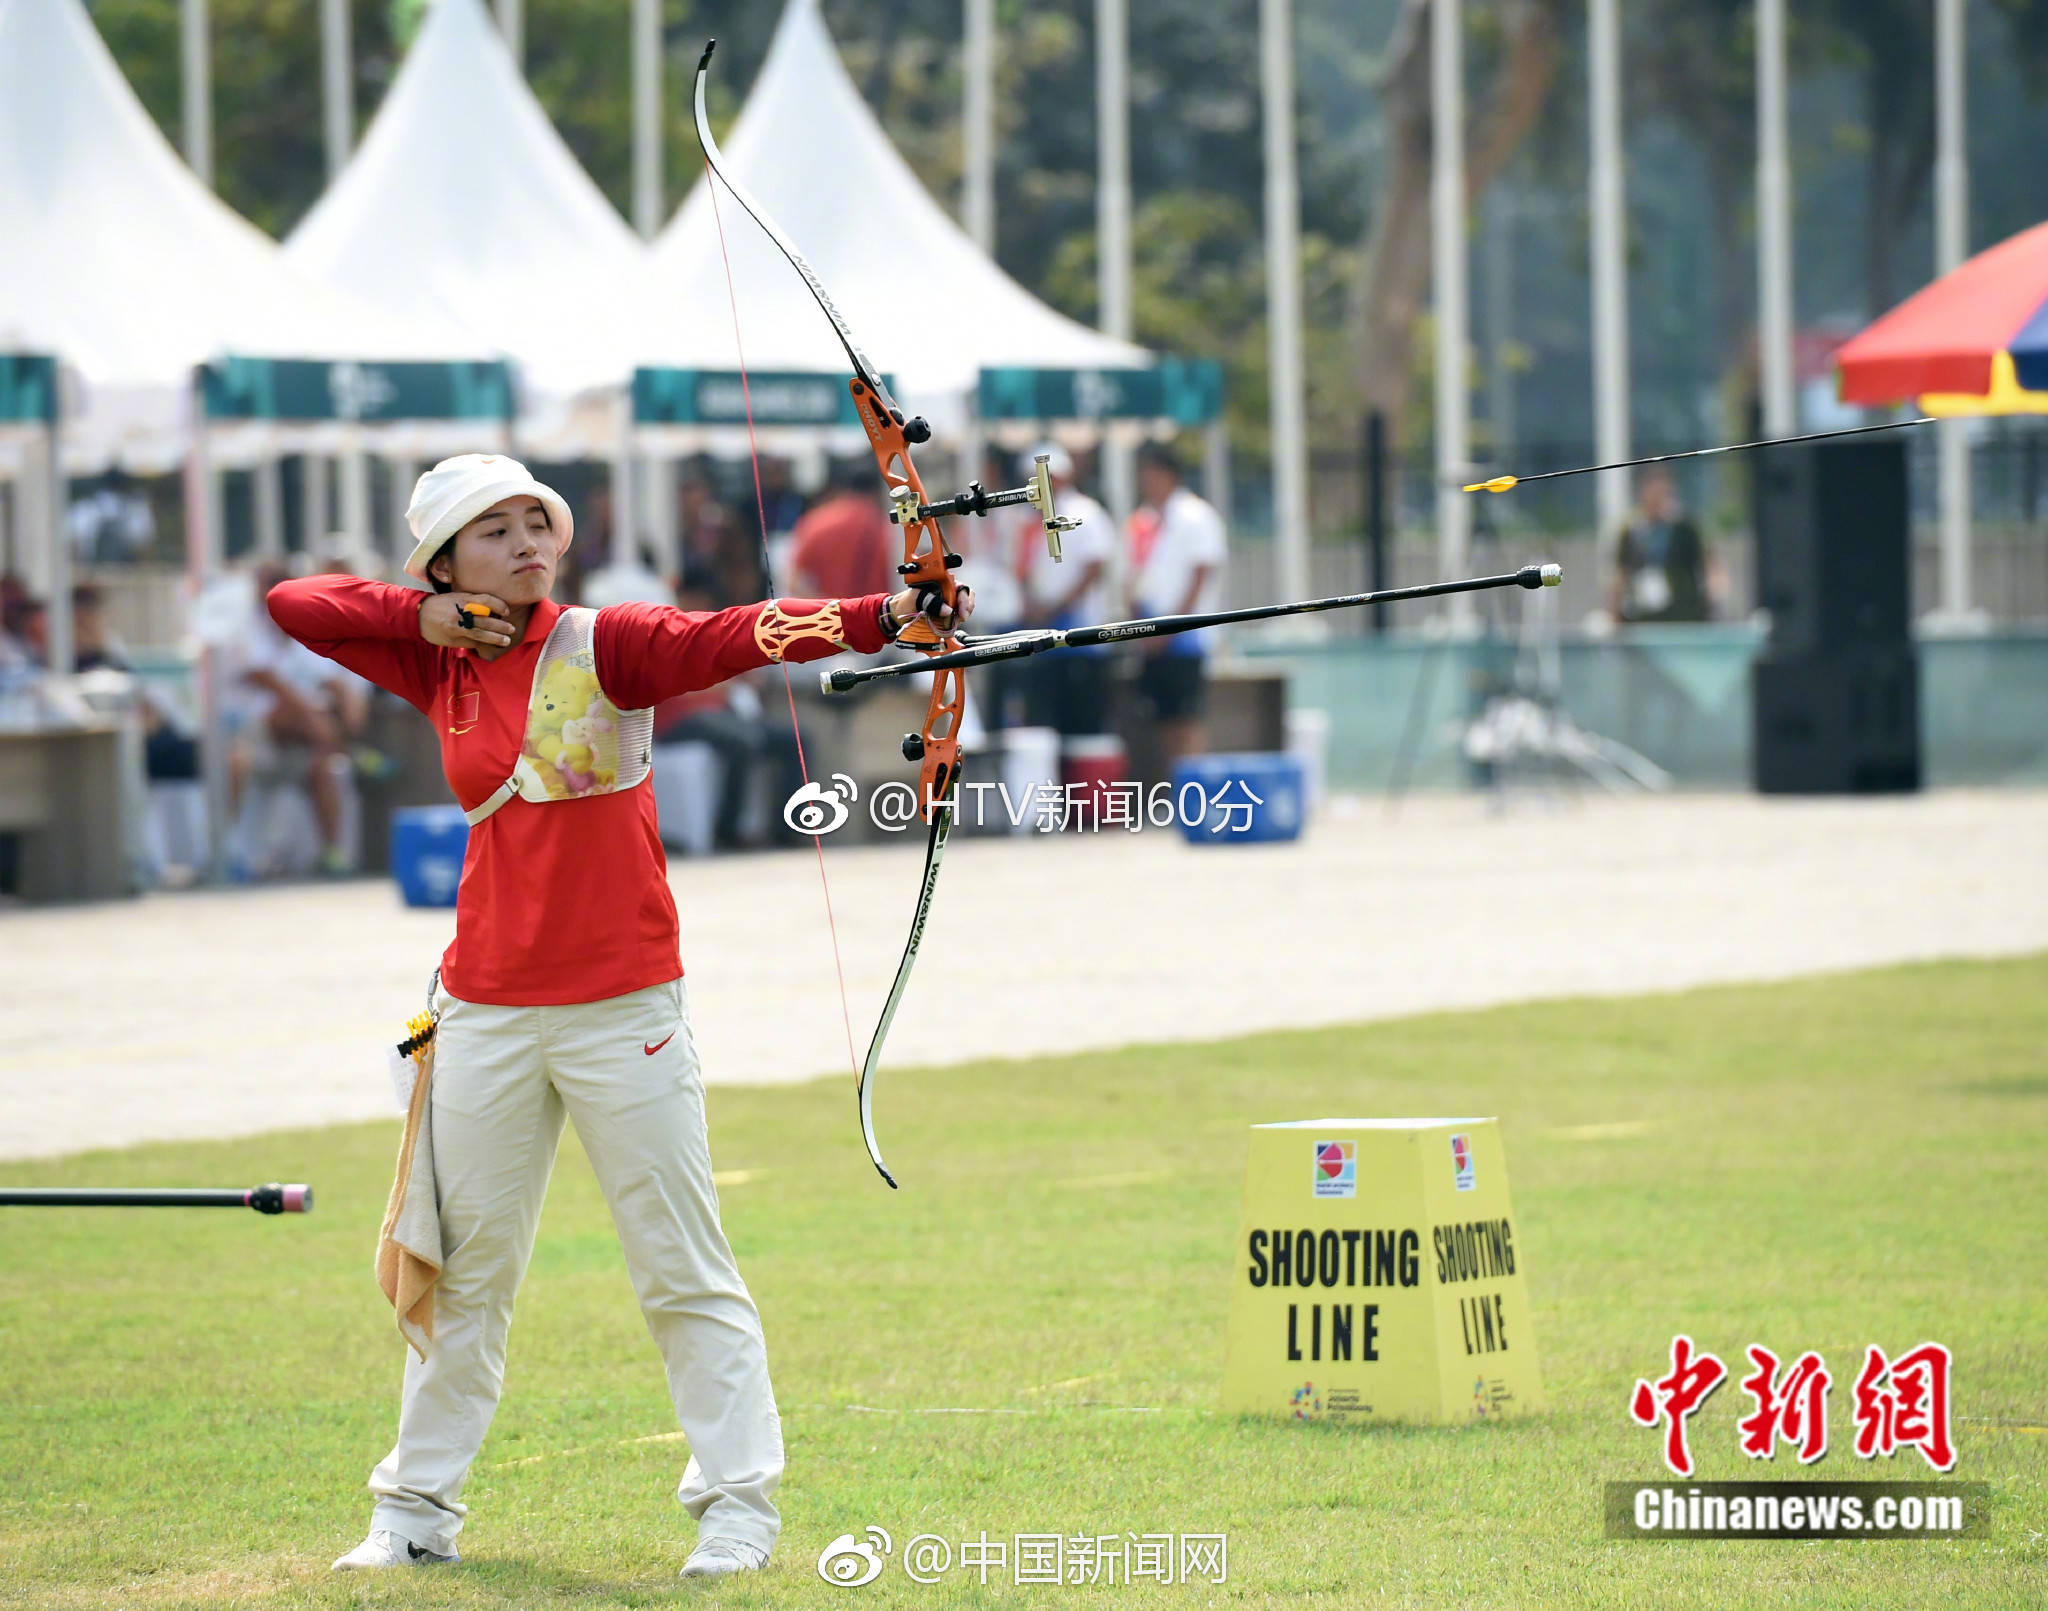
[844,375,964,820]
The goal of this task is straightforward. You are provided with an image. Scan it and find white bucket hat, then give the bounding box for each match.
[403,453,575,583]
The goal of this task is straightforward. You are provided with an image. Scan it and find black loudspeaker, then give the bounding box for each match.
[1750,437,1921,794]
[1752,646,1921,794]
[1753,438,1911,654]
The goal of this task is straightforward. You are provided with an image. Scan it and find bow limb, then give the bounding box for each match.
[855,767,959,1190]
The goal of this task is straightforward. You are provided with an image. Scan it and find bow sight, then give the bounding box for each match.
[888,453,1081,564]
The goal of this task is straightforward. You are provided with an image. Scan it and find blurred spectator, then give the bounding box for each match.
[1,577,44,669]
[66,470,155,564]
[1608,468,1710,623]
[651,566,803,850]
[788,461,896,599]
[69,584,128,672]
[1020,445,1115,736]
[225,563,354,875]
[1129,442,1227,769]
[753,456,806,540]
[680,465,765,607]
[305,549,396,783]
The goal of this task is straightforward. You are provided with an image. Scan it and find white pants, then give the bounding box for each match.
[367,977,783,1556]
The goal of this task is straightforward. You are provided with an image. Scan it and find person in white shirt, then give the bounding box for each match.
[223,563,355,874]
[1128,442,1227,768]
[1019,445,1116,736]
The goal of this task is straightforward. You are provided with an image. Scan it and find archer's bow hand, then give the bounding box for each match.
[888,583,975,637]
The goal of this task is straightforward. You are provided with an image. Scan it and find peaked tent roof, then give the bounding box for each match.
[286,0,665,408]
[0,0,470,469]
[647,0,1149,404]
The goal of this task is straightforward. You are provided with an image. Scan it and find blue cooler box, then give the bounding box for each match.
[391,805,470,907]
[1169,753,1307,844]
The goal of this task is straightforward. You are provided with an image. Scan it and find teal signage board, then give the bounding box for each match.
[200,358,515,423]
[633,367,896,427]
[977,358,1224,425]
[0,355,58,424]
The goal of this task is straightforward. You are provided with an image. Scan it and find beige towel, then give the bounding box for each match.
[376,1013,442,1358]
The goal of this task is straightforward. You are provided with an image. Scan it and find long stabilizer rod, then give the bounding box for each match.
[824,563,1561,693]
[1462,417,1936,494]
[0,1184,312,1214]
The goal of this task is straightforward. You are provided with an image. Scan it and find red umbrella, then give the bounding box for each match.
[1836,220,2048,411]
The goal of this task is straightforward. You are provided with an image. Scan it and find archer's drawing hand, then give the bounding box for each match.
[888,584,975,636]
[420,593,515,650]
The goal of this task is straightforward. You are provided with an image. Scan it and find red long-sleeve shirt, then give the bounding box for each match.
[268,575,888,1005]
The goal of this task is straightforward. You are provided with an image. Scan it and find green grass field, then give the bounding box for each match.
[2,956,2045,1609]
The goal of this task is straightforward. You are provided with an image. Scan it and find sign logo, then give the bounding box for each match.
[1450,1133,1475,1192]
[783,774,858,835]
[817,1525,892,1587]
[1313,1140,1356,1198]
[1290,1381,1321,1419]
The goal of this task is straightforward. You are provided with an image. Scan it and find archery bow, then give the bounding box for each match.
[694,42,1074,1189]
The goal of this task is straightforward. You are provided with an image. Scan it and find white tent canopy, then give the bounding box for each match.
[0,0,469,472]
[647,0,1151,420]
[286,0,667,441]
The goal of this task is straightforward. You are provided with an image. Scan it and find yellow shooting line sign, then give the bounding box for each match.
[1222,1119,1544,1423]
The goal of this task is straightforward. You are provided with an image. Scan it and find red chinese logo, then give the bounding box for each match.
[1851,1342,1956,1472]
[1630,1335,1728,1477]
[1737,1346,1831,1464]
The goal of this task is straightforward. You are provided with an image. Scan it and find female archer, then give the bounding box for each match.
[268,453,969,1581]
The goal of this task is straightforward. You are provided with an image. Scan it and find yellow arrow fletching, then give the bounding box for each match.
[1462,475,1519,494]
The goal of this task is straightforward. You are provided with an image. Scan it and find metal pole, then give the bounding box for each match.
[497,0,523,68]
[957,0,997,632]
[45,416,71,677]
[16,443,50,598]
[1755,0,1795,435]
[301,454,330,555]
[186,380,226,881]
[1261,0,1311,604]
[320,0,352,185]
[1202,422,1233,522]
[612,394,636,569]
[646,453,678,580]
[338,445,369,556]
[1367,411,1389,634]
[964,0,996,252]
[1483,187,1517,470]
[632,0,663,240]
[1097,0,1136,533]
[253,457,284,558]
[1431,0,1471,607]
[181,0,212,187]
[1588,0,1631,539]
[386,457,416,572]
[1935,0,1971,620]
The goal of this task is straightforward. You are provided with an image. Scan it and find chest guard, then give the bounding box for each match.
[463,606,653,826]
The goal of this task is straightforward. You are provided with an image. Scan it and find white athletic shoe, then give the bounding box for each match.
[331,1528,459,1570]
[679,1537,769,1579]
